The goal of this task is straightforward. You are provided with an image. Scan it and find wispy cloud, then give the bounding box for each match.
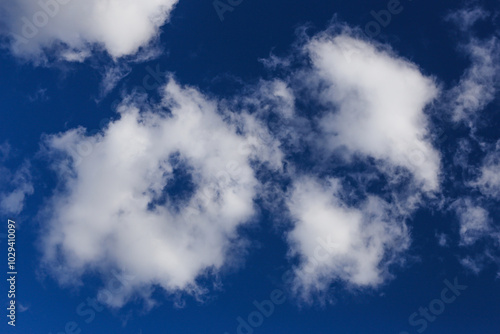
[442,6,500,275]
[0,142,33,216]
[98,63,132,99]
[445,7,500,125]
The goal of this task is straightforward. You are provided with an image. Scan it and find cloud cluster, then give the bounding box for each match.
[443,7,500,273]
[273,32,440,298]
[1,0,178,62]
[446,7,500,125]
[452,142,500,267]
[40,24,445,305]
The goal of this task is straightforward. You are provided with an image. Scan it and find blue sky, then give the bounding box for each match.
[1,0,500,333]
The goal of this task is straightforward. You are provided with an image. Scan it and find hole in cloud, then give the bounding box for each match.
[147,152,197,213]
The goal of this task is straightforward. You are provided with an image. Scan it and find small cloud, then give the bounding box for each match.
[452,198,491,247]
[446,7,489,31]
[0,142,11,161]
[98,63,132,99]
[259,52,291,70]
[436,233,448,247]
[0,162,33,216]
[0,143,33,216]
[18,303,29,312]
[29,88,49,102]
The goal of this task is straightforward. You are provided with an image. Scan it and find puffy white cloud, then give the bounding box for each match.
[285,177,409,300]
[40,77,281,307]
[1,0,178,62]
[304,33,441,191]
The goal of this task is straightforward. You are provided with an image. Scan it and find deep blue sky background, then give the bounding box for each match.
[1,0,500,333]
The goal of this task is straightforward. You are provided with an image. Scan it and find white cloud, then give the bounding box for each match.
[98,63,132,98]
[460,257,483,274]
[40,77,281,307]
[285,177,409,300]
[238,29,442,300]
[1,0,178,62]
[446,7,489,31]
[259,53,292,70]
[448,196,500,273]
[441,7,500,275]
[0,142,34,216]
[436,233,448,247]
[17,303,29,313]
[304,33,441,191]
[254,79,296,119]
[449,37,500,123]
[451,198,491,246]
[28,87,49,102]
[444,7,500,124]
[455,141,500,273]
[472,141,500,199]
[247,27,449,303]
